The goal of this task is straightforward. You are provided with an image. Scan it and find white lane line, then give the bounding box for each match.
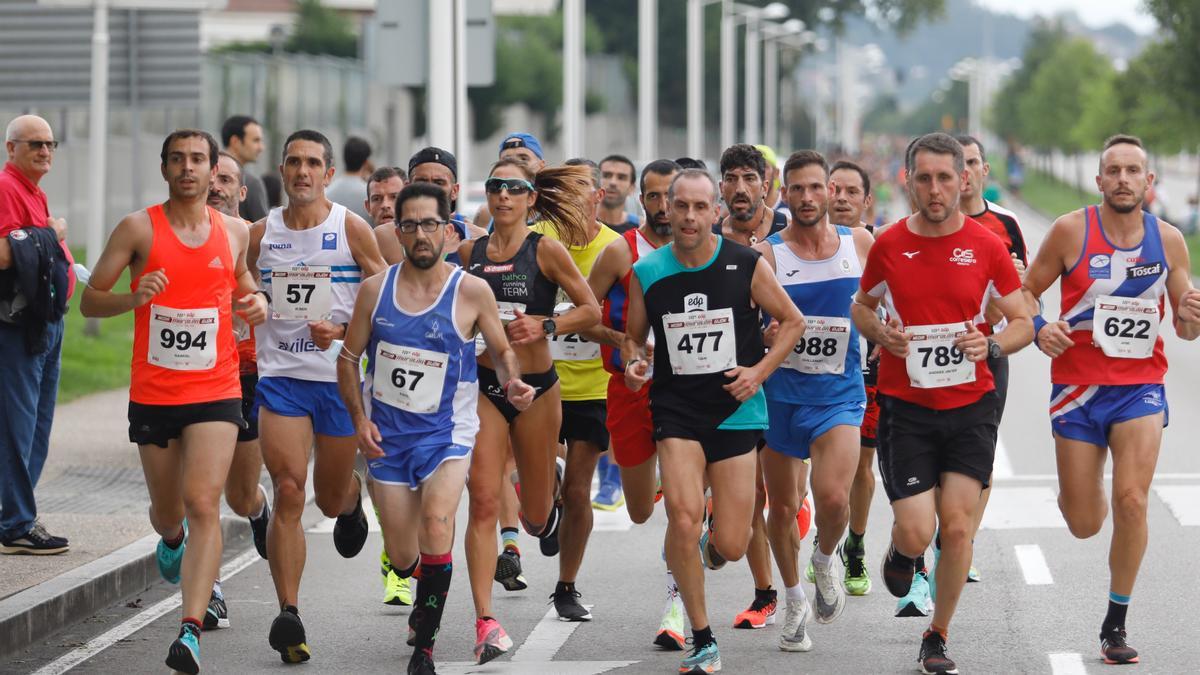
[511,605,593,662]
[1152,485,1200,526]
[1014,544,1054,585]
[31,548,262,675]
[992,434,1014,479]
[1048,651,1088,675]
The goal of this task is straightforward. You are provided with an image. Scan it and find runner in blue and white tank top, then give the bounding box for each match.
[752,151,876,648]
[337,182,534,674]
[245,129,389,663]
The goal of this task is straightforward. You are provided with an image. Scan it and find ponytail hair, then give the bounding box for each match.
[489,158,593,248]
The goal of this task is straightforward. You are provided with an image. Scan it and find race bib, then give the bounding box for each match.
[1093,295,1159,359]
[663,308,736,375]
[548,302,600,361]
[148,305,219,371]
[905,322,974,389]
[784,316,851,375]
[372,341,448,414]
[271,266,332,321]
[496,301,526,325]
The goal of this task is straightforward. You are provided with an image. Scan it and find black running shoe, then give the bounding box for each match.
[1100,626,1139,665]
[202,590,229,630]
[551,586,592,622]
[408,648,437,674]
[249,492,271,560]
[332,472,369,558]
[164,623,201,675]
[919,630,958,674]
[494,548,528,591]
[538,501,563,557]
[881,542,916,598]
[269,606,311,664]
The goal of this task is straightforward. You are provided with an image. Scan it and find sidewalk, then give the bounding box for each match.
[0,389,152,600]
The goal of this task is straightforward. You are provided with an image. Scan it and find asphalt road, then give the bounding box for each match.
[9,200,1200,675]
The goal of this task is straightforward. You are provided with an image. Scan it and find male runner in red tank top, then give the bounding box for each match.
[81,129,268,674]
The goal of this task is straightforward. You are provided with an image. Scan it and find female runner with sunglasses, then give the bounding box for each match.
[456,158,600,664]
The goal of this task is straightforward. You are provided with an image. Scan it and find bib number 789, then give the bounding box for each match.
[917,344,964,368]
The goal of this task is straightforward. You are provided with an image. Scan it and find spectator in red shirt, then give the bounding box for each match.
[0,114,71,555]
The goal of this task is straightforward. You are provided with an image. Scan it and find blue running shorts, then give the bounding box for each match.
[1049,383,1168,447]
[765,398,866,460]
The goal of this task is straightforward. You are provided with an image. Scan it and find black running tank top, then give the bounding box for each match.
[468,231,558,317]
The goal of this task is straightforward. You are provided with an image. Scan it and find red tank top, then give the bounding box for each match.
[601,229,659,374]
[130,204,241,405]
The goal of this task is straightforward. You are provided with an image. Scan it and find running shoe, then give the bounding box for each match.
[550,585,592,621]
[249,485,271,560]
[895,571,934,617]
[474,617,513,665]
[811,555,846,624]
[494,548,528,591]
[384,570,414,606]
[804,532,818,583]
[202,589,229,630]
[967,565,981,583]
[840,539,872,596]
[332,471,369,558]
[733,591,777,629]
[408,649,437,675]
[268,606,311,664]
[164,622,201,675]
[156,520,188,584]
[592,480,625,511]
[679,640,721,674]
[407,625,416,647]
[655,586,686,650]
[699,526,726,571]
[881,541,916,598]
[778,598,813,652]
[538,502,563,557]
[1100,626,1139,664]
[919,630,958,674]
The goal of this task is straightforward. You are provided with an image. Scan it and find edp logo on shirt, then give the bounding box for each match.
[684,293,708,312]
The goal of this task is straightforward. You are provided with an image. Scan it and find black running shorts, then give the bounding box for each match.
[128,398,246,449]
[653,418,761,464]
[559,399,609,449]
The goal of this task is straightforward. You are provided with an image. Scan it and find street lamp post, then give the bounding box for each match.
[562,0,584,159]
[760,19,805,150]
[638,0,657,163]
[743,14,760,144]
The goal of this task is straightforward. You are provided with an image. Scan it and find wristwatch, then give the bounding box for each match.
[986,337,1002,359]
[542,318,557,336]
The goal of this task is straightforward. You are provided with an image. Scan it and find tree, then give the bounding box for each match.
[1145,0,1200,119]
[1014,38,1113,154]
[989,19,1067,143]
[1115,42,1200,154]
[285,0,358,58]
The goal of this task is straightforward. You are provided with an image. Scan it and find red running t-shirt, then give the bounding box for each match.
[860,216,1021,410]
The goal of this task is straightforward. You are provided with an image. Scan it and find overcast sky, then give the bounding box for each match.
[975,0,1156,34]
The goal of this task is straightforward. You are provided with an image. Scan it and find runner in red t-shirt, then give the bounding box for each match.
[850,133,1033,675]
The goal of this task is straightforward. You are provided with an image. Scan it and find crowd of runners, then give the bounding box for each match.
[7,111,1191,674]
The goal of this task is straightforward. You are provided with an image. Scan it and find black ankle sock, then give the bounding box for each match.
[754,586,776,602]
[396,558,419,579]
[888,543,915,568]
[555,581,576,595]
[1103,600,1129,632]
[412,553,453,652]
[692,625,714,649]
[846,530,865,549]
[163,527,185,549]
[282,604,299,616]
[915,553,926,573]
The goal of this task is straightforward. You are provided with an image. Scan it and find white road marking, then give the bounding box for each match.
[307,497,382,533]
[992,434,1014,479]
[980,487,1067,530]
[1048,651,1088,675]
[592,508,634,532]
[1014,544,1054,585]
[439,606,637,674]
[1152,485,1200,526]
[30,548,262,675]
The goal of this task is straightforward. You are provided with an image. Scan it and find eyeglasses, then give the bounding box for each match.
[12,139,58,151]
[396,218,448,233]
[484,177,534,195]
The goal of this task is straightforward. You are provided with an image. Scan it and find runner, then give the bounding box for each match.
[757,150,873,652]
[584,158,686,648]
[405,147,486,267]
[472,133,547,229]
[1021,134,1200,665]
[367,165,407,263]
[532,158,621,621]
[336,181,535,675]
[456,159,600,664]
[80,129,269,674]
[851,132,1032,674]
[201,151,273,632]
[826,159,880,600]
[598,154,640,233]
[716,143,784,630]
[946,134,1029,587]
[622,168,805,674]
[247,129,388,663]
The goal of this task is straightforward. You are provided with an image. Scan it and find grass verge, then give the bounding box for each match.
[59,250,132,403]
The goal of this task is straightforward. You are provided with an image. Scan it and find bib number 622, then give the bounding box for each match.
[1103,317,1151,340]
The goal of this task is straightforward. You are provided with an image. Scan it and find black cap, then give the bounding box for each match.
[407,146,458,180]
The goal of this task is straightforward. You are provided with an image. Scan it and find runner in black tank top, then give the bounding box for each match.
[455,159,600,664]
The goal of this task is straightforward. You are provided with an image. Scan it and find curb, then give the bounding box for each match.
[0,516,253,658]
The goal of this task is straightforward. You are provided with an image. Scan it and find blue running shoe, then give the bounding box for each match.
[699,527,726,571]
[592,479,625,511]
[895,571,934,618]
[156,520,187,584]
[680,640,721,673]
[165,622,201,674]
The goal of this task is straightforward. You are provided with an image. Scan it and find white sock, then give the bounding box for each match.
[786,583,807,602]
[248,484,267,520]
[811,548,833,569]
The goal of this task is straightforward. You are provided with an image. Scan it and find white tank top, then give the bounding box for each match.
[255,203,362,382]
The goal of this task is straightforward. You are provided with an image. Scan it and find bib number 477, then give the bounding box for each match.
[676,331,723,353]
